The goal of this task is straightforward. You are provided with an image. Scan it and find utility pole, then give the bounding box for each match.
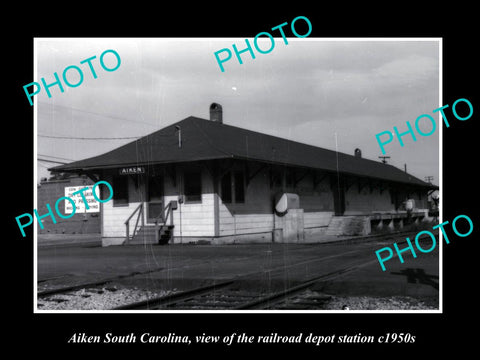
[425,176,434,184]
[378,156,390,164]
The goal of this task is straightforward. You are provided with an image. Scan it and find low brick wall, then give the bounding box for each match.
[37,177,101,235]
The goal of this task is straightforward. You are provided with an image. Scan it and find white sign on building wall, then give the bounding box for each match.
[64,186,101,214]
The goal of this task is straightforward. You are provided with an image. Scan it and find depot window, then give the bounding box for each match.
[184,171,202,203]
[112,176,129,206]
[221,170,245,204]
[221,172,232,203]
[234,171,245,203]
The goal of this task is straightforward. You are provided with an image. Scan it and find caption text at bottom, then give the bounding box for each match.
[68,332,415,345]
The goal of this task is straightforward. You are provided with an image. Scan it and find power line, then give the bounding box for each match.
[37,102,160,128]
[37,158,67,164]
[38,129,178,140]
[38,134,142,140]
[38,162,51,169]
[38,154,75,161]
[378,155,390,164]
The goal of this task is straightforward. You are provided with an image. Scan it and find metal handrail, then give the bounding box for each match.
[154,201,174,243]
[124,203,144,243]
[133,204,144,239]
[164,202,174,226]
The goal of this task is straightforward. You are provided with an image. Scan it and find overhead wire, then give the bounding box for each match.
[37,158,67,164]
[37,103,180,140]
[37,154,75,161]
[37,102,160,128]
[38,134,142,140]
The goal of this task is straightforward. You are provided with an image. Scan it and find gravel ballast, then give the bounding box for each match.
[322,295,438,310]
[38,287,175,310]
[38,288,437,311]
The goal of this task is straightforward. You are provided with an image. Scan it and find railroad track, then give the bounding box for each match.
[112,257,381,310]
[38,230,431,310]
[113,230,435,310]
[37,267,165,298]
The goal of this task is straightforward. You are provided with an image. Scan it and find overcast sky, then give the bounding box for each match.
[36,38,440,185]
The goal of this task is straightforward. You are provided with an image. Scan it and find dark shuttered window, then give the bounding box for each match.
[221,170,245,204]
[113,176,129,206]
[234,171,245,203]
[184,171,202,203]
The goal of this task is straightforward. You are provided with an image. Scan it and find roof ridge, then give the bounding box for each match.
[195,117,382,165]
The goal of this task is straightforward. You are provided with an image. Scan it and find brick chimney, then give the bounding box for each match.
[210,103,223,123]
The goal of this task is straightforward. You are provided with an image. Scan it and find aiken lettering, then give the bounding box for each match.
[119,166,145,175]
[68,333,103,343]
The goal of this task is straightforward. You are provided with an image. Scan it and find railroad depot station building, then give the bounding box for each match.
[50,103,438,246]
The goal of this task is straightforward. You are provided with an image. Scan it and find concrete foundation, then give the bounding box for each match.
[102,237,126,246]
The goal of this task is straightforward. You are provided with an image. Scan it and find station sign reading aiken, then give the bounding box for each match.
[119,167,145,175]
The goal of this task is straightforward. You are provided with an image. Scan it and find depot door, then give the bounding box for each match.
[147,175,164,223]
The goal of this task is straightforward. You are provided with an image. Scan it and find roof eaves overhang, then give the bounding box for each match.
[49,153,438,191]
[48,154,235,173]
[229,155,436,190]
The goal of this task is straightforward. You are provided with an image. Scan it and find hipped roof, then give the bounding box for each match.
[50,116,436,189]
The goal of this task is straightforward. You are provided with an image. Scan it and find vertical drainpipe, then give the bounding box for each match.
[213,181,220,239]
[178,167,183,244]
[99,174,105,244]
[211,161,220,239]
[100,201,104,242]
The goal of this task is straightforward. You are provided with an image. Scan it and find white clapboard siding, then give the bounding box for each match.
[164,169,216,237]
[171,193,215,237]
[103,201,144,238]
[219,210,274,235]
[303,211,334,228]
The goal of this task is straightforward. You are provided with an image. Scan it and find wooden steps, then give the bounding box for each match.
[128,225,174,245]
